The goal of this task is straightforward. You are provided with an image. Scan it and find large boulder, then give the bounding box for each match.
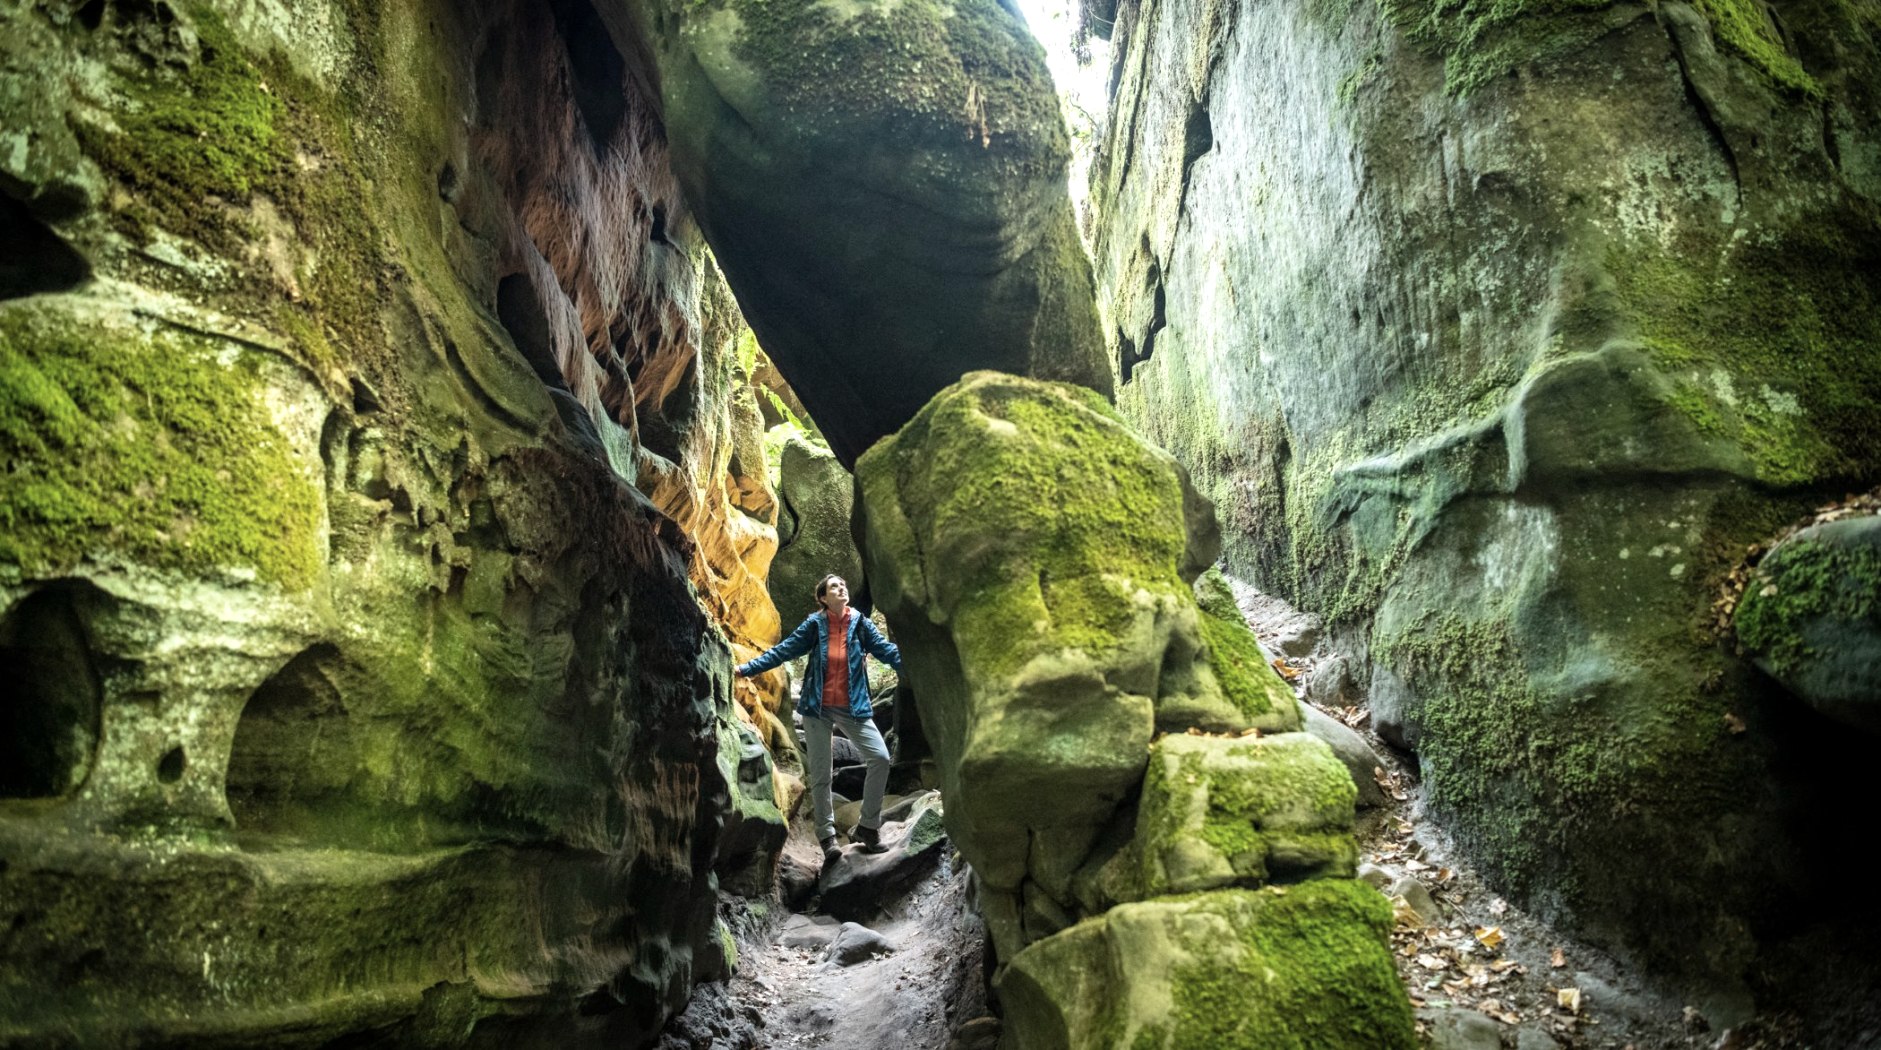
[855,372,1299,954]
[617,0,1113,466]
[995,882,1416,1050]
[1089,0,1881,1000]
[1735,516,1881,735]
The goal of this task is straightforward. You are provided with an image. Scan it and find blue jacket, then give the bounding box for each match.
[737,609,902,719]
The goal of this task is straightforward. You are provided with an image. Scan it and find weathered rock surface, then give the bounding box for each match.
[0,0,777,1042]
[819,794,950,920]
[768,433,865,618]
[1298,699,1389,808]
[1735,515,1881,734]
[618,0,1113,466]
[1418,1006,1504,1050]
[1091,0,1881,996]
[996,882,1415,1049]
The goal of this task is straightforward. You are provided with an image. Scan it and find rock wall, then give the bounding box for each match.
[0,0,781,1041]
[1091,0,1881,1005]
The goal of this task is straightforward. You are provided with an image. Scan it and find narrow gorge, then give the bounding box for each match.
[1,0,1876,1045]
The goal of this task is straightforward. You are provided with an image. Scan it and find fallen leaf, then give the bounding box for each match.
[1557,987,1582,1014]
[1723,712,1747,734]
[1488,897,1508,916]
[1416,953,1448,971]
[1473,926,1504,951]
[1550,947,1567,968]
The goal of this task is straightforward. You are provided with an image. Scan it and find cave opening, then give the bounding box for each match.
[0,584,104,800]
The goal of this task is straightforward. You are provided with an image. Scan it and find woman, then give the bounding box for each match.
[735,574,901,867]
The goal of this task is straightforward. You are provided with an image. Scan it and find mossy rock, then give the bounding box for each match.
[855,372,1255,899]
[767,434,864,618]
[1184,569,1302,734]
[996,881,1416,1050]
[1134,732,1358,899]
[0,303,323,590]
[1735,517,1881,735]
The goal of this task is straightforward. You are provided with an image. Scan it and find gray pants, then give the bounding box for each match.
[804,709,891,841]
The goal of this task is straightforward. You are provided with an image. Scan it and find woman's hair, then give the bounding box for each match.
[815,574,845,608]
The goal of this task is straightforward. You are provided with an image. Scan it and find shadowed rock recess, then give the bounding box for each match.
[1091,0,1881,1016]
[616,0,1115,466]
[856,373,1416,1047]
[0,0,786,1042]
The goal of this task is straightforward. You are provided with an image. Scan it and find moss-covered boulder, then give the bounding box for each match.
[1735,516,1881,735]
[855,372,1291,955]
[1131,733,1358,900]
[619,0,1113,467]
[995,881,1417,1050]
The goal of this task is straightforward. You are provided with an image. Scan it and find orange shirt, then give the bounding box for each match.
[822,609,851,710]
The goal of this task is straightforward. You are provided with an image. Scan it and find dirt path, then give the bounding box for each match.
[662,818,988,1050]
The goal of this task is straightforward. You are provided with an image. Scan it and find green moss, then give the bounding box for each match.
[882,375,1188,679]
[1160,883,1416,1049]
[0,308,321,589]
[1689,0,1822,95]
[1373,612,1728,893]
[75,5,288,242]
[1609,234,1881,487]
[717,919,739,973]
[1735,537,1881,674]
[1194,570,1297,722]
[1381,0,1820,96]
[1138,735,1356,893]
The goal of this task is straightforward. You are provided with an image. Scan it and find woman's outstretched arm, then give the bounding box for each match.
[736,615,819,676]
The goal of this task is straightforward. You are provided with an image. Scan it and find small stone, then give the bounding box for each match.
[1304,655,1357,708]
[776,913,842,950]
[1357,862,1395,889]
[1389,875,1443,928]
[1416,1006,1502,1050]
[824,921,896,966]
[949,1016,1002,1050]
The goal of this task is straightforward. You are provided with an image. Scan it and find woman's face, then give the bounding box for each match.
[821,577,849,609]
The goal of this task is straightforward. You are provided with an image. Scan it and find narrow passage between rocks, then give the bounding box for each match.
[662,788,991,1050]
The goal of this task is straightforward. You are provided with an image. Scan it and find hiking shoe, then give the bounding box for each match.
[820,835,841,866]
[854,824,889,854]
